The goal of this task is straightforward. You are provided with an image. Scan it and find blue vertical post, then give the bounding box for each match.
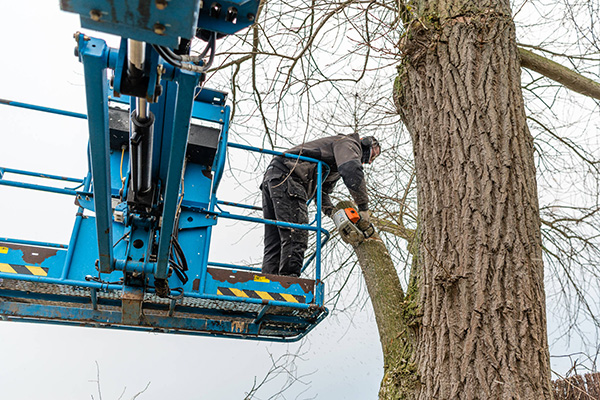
[155,70,201,280]
[78,34,114,273]
[315,162,323,305]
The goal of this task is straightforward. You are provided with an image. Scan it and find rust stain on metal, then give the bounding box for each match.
[231,321,246,333]
[192,279,200,291]
[137,0,151,28]
[1,243,59,265]
[60,0,72,11]
[207,268,314,294]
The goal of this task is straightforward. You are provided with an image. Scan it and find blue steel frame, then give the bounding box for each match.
[0,95,331,340]
[0,0,332,341]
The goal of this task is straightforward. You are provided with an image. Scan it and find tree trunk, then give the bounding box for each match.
[394,1,553,398]
[335,201,418,399]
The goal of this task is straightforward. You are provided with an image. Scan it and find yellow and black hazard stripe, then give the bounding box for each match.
[217,287,306,304]
[0,263,48,277]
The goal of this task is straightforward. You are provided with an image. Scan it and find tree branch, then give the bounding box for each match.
[519,47,600,100]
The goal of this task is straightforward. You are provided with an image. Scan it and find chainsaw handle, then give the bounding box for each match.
[361,223,375,239]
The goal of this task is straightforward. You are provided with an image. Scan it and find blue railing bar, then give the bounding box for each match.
[315,161,323,304]
[217,200,262,211]
[216,210,329,234]
[0,98,87,120]
[0,273,122,291]
[208,261,261,272]
[0,237,68,249]
[227,142,325,165]
[0,167,84,183]
[0,180,79,196]
[302,232,331,272]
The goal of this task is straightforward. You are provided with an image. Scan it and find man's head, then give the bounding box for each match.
[360,136,381,164]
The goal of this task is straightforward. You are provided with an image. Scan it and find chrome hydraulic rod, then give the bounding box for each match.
[127,39,148,121]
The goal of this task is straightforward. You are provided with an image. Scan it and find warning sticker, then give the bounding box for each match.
[0,247,7,254]
[253,275,270,283]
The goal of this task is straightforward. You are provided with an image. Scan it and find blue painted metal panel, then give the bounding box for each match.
[182,163,212,208]
[66,217,124,283]
[0,242,67,278]
[60,0,202,47]
[191,94,227,122]
[170,227,211,291]
[204,268,317,304]
[63,173,92,280]
[110,149,129,197]
[197,0,260,35]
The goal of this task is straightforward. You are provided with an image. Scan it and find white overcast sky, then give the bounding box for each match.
[0,1,594,399]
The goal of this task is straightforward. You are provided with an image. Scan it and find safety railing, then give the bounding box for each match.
[203,142,331,305]
[0,98,331,307]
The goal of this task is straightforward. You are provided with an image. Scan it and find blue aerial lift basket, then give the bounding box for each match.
[0,0,330,341]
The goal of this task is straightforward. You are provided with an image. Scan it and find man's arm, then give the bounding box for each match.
[333,139,369,211]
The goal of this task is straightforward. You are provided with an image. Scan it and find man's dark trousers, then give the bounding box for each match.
[261,165,309,276]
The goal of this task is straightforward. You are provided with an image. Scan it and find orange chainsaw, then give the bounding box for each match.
[332,207,375,244]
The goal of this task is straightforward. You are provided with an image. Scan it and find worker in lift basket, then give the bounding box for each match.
[261,134,381,277]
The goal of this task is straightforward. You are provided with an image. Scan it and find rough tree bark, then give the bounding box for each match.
[389,0,553,398]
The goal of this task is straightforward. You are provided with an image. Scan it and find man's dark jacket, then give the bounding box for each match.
[268,133,369,215]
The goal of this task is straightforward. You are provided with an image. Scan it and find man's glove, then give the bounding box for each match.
[357,210,371,231]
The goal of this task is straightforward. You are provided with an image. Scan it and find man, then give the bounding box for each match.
[261,133,381,276]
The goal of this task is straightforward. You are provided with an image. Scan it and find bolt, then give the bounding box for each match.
[89,9,102,21]
[247,13,255,22]
[153,23,166,35]
[155,0,168,10]
[157,65,166,75]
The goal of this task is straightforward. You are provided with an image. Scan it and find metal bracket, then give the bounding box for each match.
[121,286,144,325]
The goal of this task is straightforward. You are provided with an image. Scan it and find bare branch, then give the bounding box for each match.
[519,47,600,100]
